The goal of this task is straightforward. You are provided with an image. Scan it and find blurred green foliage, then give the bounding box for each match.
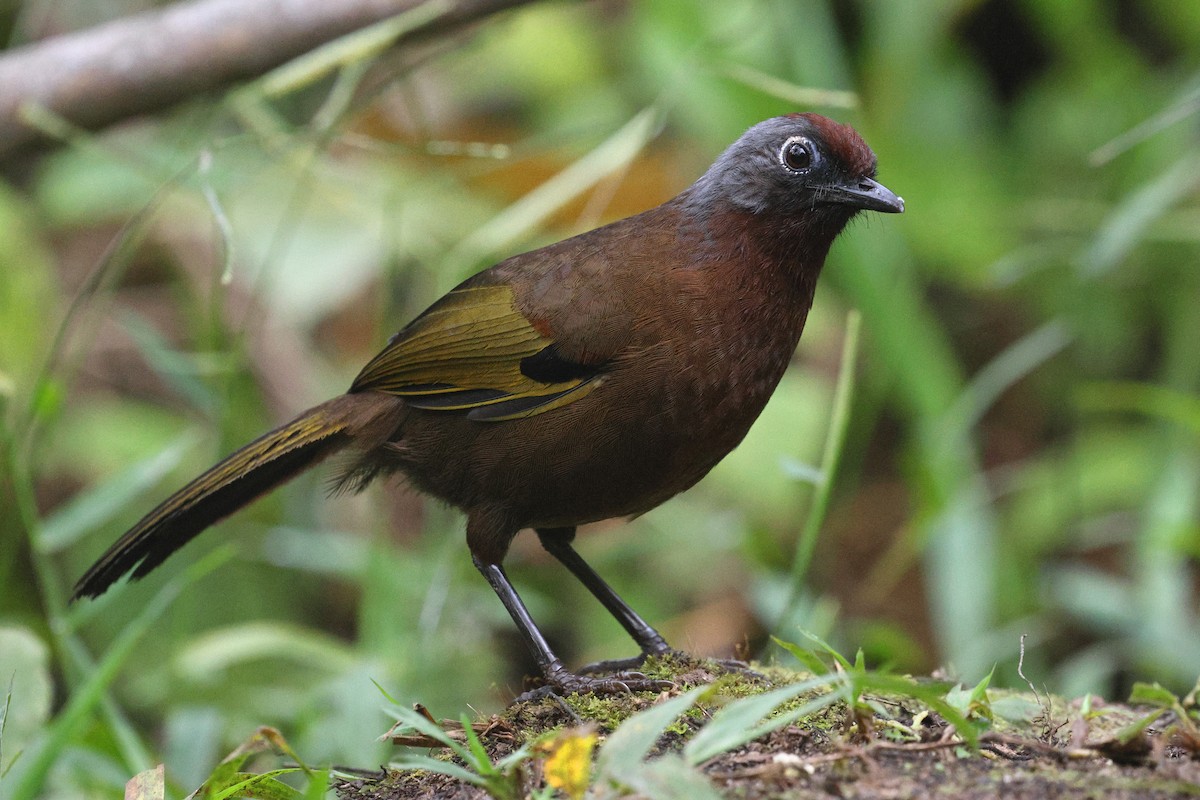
[1,0,1198,796]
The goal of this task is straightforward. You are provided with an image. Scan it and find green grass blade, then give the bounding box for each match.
[260,0,453,97]
[722,63,857,108]
[1080,151,1200,276]
[782,310,862,616]
[683,674,841,764]
[450,107,664,266]
[615,755,725,800]
[937,321,1072,453]
[388,754,487,788]
[210,769,306,800]
[772,635,834,675]
[119,312,221,414]
[174,622,361,680]
[459,713,497,777]
[383,705,471,764]
[594,686,707,778]
[856,673,982,747]
[1089,84,1200,165]
[36,434,197,553]
[0,675,12,780]
[7,548,229,800]
[1076,381,1200,436]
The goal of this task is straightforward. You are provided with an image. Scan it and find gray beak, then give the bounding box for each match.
[826,175,905,213]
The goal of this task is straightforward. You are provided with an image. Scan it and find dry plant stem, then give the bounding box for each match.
[0,0,535,159]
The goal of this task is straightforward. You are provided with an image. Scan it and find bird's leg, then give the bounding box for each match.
[472,556,563,678]
[471,555,671,697]
[536,527,672,675]
[536,528,767,682]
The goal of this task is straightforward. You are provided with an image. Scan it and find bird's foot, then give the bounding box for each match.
[515,666,675,702]
[580,648,765,681]
[514,651,768,703]
[575,640,677,676]
[576,654,652,675]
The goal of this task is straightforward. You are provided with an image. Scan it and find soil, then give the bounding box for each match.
[332,656,1200,799]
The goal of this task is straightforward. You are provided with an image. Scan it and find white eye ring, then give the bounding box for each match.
[780,136,815,172]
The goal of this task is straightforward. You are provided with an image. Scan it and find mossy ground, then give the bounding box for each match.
[334,655,1200,799]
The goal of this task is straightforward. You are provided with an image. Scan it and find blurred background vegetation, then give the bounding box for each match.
[1,0,1198,796]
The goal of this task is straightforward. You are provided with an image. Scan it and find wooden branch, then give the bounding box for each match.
[0,0,534,159]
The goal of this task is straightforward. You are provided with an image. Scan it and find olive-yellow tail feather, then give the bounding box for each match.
[71,401,358,600]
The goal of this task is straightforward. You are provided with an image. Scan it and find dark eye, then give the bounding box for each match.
[780,137,815,171]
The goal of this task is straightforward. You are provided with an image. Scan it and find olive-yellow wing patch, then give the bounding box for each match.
[350,285,602,421]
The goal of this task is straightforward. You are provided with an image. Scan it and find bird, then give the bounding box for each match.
[73,113,903,695]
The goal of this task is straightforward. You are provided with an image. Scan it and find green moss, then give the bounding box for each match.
[361,659,1200,800]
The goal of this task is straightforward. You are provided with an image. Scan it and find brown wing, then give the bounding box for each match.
[350,285,603,422]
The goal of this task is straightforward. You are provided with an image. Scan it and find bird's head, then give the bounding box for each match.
[686,113,904,227]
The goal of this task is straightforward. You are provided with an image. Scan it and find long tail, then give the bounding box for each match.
[72,394,393,600]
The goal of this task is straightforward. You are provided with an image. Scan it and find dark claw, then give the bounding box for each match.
[511,649,767,704]
[514,667,675,702]
[580,649,766,683]
[577,654,651,675]
[550,667,675,696]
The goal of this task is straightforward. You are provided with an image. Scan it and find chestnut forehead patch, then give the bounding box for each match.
[787,112,877,176]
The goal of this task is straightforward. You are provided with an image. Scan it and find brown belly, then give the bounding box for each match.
[385,352,781,529]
